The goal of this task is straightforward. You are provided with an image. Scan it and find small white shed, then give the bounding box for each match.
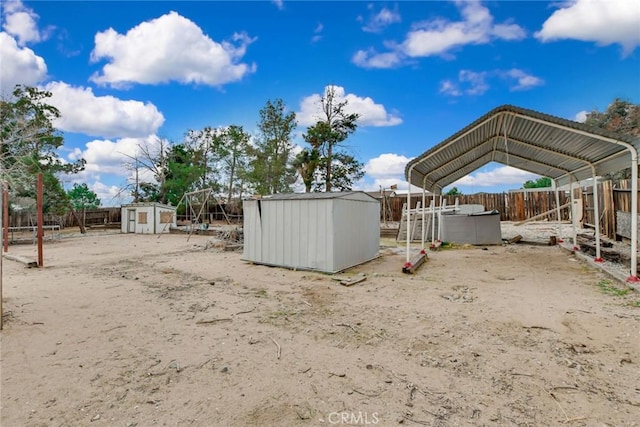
[121,202,176,234]
[243,192,380,273]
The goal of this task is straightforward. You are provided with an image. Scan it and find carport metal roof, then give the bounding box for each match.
[403,104,640,281]
[405,105,640,192]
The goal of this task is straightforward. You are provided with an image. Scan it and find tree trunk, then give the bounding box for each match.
[68,205,86,234]
[326,144,332,192]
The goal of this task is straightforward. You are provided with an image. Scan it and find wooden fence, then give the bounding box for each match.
[386,190,570,223]
[8,207,121,228]
[6,179,640,241]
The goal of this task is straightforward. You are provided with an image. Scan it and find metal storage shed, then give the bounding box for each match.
[242,192,380,273]
[121,202,176,234]
[404,104,640,280]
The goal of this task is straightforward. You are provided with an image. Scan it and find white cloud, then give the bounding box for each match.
[90,11,256,87]
[89,181,126,207]
[69,135,164,180]
[311,22,323,43]
[402,1,525,57]
[439,70,489,97]
[353,1,525,69]
[502,68,544,91]
[361,6,401,33]
[1,0,45,46]
[453,166,537,187]
[43,82,165,138]
[297,85,402,127]
[440,68,542,97]
[439,80,461,96]
[60,175,132,207]
[459,70,489,95]
[361,153,413,192]
[352,49,403,69]
[366,153,411,177]
[0,32,47,93]
[574,110,588,123]
[535,0,640,56]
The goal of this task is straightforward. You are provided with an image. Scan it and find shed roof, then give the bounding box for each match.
[263,191,378,202]
[121,202,176,209]
[405,105,640,192]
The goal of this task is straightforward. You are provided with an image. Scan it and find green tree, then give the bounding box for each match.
[67,183,100,229]
[0,85,85,213]
[213,125,251,203]
[163,144,206,206]
[248,99,298,195]
[292,148,320,192]
[445,187,462,196]
[67,183,100,210]
[585,98,640,136]
[523,177,552,189]
[184,126,224,190]
[585,98,640,180]
[303,86,361,192]
[313,152,364,192]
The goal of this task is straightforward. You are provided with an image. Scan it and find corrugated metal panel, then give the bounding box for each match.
[264,191,378,202]
[242,196,379,273]
[406,105,640,191]
[332,198,380,271]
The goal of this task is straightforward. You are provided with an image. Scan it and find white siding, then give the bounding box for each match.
[120,203,176,234]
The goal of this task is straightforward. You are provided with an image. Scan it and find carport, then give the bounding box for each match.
[404,105,640,281]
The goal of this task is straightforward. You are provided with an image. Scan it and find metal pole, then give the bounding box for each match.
[420,187,426,251]
[592,171,602,262]
[406,170,412,264]
[553,179,562,243]
[437,195,444,242]
[630,157,638,279]
[570,180,578,251]
[37,173,44,267]
[3,183,8,253]
[431,196,436,244]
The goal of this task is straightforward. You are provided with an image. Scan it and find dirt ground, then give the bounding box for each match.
[1,226,639,427]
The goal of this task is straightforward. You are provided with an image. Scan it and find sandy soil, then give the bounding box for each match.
[1,227,639,427]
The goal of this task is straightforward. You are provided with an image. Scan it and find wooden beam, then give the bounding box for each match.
[340,274,367,287]
[3,253,38,268]
[514,202,570,226]
[402,252,428,274]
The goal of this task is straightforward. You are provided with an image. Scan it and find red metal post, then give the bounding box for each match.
[37,173,44,267]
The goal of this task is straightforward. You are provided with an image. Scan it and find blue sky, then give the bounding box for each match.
[1,0,639,206]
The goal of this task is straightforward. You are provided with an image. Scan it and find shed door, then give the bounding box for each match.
[127,209,136,233]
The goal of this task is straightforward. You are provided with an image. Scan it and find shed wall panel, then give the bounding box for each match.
[332,199,380,271]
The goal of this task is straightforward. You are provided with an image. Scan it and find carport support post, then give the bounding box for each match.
[405,168,413,266]
[420,187,426,251]
[431,196,436,244]
[630,157,638,280]
[592,172,602,262]
[437,195,444,242]
[570,180,578,251]
[553,179,563,243]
